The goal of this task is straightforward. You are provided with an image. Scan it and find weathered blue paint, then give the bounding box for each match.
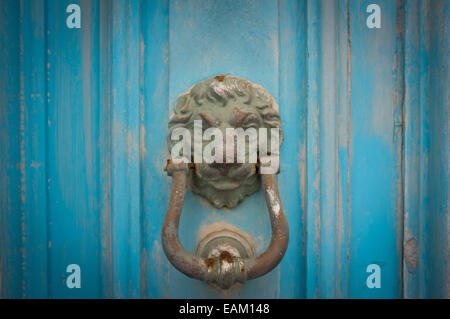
[305,0,350,299]
[278,0,307,299]
[348,0,404,298]
[19,0,48,298]
[139,0,171,300]
[403,0,450,298]
[46,0,102,298]
[0,0,22,299]
[0,0,448,299]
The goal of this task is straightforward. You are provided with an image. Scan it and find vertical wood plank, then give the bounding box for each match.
[110,0,141,298]
[278,0,307,299]
[46,0,101,298]
[139,0,170,299]
[348,0,403,298]
[403,0,426,298]
[425,0,449,298]
[0,0,22,298]
[305,0,350,299]
[99,0,113,299]
[20,0,48,298]
[404,0,449,298]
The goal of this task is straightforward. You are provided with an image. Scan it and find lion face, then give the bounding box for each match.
[168,75,282,208]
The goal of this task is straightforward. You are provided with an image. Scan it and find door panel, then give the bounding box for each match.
[0,0,448,299]
[168,0,283,298]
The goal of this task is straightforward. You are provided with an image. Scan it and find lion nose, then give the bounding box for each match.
[209,162,241,176]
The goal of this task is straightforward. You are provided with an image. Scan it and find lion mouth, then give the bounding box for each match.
[205,179,243,191]
[194,163,256,191]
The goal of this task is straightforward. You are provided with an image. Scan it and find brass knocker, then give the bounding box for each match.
[161,75,289,289]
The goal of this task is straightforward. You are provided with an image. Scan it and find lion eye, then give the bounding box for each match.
[242,114,260,128]
[199,112,218,128]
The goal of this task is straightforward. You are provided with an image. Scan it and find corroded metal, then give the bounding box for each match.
[196,230,253,289]
[162,160,207,281]
[245,173,289,280]
[162,75,289,289]
[162,159,289,289]
[167,75,283,208]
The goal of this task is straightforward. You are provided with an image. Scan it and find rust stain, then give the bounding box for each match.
[140,125,146,159]
[205,258,215,269]
[404,238,419,270]
[220,251,233,263]
[214,74,226,82]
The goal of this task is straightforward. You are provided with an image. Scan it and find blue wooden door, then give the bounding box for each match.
[0,0,448,299]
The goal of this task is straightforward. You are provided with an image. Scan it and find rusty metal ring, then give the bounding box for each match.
[161,160,289,289]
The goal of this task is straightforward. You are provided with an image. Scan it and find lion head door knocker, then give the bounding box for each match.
[161,75,289,289]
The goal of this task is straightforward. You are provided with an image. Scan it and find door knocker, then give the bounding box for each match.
[162,75,289,289]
